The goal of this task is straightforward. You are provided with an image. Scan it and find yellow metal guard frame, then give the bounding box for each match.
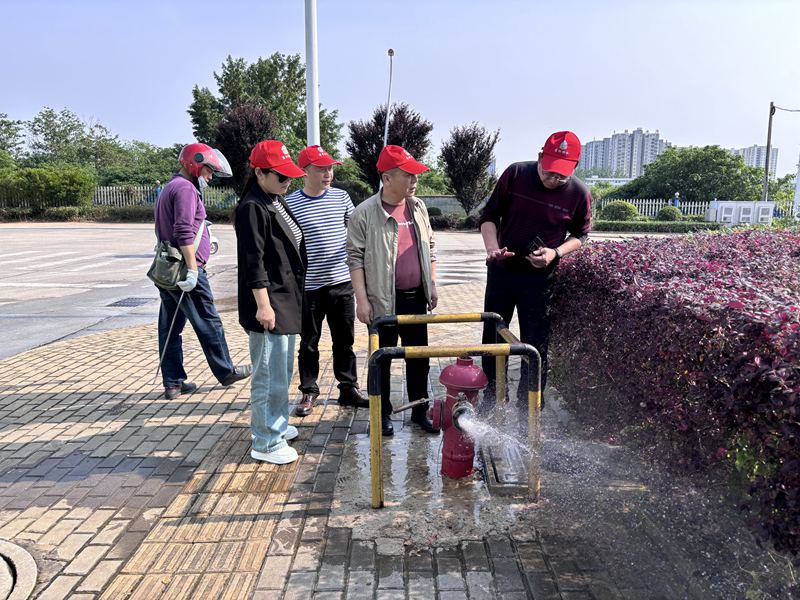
[366,313,541,508]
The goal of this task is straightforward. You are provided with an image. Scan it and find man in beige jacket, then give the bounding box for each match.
[346,145,438,437]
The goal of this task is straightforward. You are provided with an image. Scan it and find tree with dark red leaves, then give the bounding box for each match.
[213,103,276,193]
[346,103,433,192]
[440,123,499,215]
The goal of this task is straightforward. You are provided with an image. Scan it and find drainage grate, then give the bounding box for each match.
[481,443,530,495]
[107,297,154,308]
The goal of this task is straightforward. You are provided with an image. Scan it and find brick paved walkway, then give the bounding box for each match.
[0,280,792,599]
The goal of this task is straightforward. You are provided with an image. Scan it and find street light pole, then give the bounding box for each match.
[304,0,320,145]
[762,101,775,202]
[382,49,395,149]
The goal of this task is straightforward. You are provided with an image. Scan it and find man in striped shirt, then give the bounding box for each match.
[285,145,369,417]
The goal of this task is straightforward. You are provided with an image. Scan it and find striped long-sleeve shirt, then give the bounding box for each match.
[284,187,354,291]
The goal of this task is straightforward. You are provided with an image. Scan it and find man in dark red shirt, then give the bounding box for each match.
[478,131,592,411]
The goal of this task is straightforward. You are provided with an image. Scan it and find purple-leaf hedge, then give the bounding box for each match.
[550,230,800,555]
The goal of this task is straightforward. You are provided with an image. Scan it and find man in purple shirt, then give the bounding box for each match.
[478,131,592,412]
[154,143,251,399]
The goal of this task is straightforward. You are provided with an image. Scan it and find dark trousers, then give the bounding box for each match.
[376,287,430,415]
[481,262,556,403]
[157,268,235,387]
[298,281,358,395]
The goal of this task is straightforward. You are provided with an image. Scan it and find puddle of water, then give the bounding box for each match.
[330,414,541,548]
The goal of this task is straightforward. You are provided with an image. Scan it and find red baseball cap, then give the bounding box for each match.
[540,131,581,177]
[297,145,342,169]
[376,145,429,175]
[249,140,305,178]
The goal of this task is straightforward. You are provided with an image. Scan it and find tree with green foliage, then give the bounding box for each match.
[188,54,342,156]
[0,114,24,159]
[588,180,615,201]
[25,107,87,165]
[18,108,180,186]
[346,103,433,191]
[440,123,499,214]
[417,159,454,196]
[212,102,277,192]
[0,150,15,171]
[607,146,762,202]
[97,142,181,186]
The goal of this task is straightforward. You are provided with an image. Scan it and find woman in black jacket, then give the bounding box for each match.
[234,140,306,465]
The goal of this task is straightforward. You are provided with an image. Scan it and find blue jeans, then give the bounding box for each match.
[249,330,296,453]
[157,268,236,387]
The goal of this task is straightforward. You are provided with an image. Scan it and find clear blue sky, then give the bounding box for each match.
[2,0,799,175]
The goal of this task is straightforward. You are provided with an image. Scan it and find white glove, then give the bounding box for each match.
[177,269,198,292]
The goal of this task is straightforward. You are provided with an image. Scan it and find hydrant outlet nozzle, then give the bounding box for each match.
[451,400,475,433]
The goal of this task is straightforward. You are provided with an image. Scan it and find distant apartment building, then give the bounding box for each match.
[729,145,778,178]
[578,128,668,178]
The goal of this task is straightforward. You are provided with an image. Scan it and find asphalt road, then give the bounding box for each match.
[0,223,235,359]
[1,222,643,360]
[0,224,488,359]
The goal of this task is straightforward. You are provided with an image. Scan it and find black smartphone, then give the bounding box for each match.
[526,236,545,254]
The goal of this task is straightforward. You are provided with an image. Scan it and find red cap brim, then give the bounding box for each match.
[540,154,578,177]
[272,162,306,178]
[398,160,429,175]
[304,155,342,168]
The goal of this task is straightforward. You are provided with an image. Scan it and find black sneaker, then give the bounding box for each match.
[164,381,197,400]
[221,365,252,386]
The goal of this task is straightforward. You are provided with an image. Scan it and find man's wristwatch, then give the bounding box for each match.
[553,248,563,260]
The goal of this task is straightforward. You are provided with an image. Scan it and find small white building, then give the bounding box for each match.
[706,200,775,225]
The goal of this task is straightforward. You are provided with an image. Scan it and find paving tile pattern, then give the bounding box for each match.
[0,281,686,598]
[0,317,252,598]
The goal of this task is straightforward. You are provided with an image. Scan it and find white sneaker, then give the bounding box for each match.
[251,446,298,464]
[251,425,298,442]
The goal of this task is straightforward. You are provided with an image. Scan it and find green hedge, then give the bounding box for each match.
[594,220,723,233]
[0,166,96,210]
[656,205,683,222]
[600,201,638,221]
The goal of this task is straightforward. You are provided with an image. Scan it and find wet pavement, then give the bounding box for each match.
[0,262,797,597]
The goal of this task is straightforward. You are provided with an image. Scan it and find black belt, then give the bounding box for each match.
[396,286,424,298]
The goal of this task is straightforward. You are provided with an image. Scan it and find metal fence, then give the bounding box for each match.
[94,185,239,208]
[595,198,710,218]
[0,185,240,210]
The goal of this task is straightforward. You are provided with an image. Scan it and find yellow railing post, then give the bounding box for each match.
[368,331,383,508]
[365,313,545,509]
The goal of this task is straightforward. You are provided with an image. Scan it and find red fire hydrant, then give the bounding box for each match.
[429,356,488,479]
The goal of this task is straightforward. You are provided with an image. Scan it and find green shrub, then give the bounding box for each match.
[92,205,153,222]
[458,215,480,230]
[0,165,95,210]
[427,206,442,216]
[42,206,85,221]
[429,214,459,230]
[594,220,723,233]
[601,201,639,221]
[682,214,706,222]
[656,205,683,222]
[0,207,33,221]
[206,207,233,224]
